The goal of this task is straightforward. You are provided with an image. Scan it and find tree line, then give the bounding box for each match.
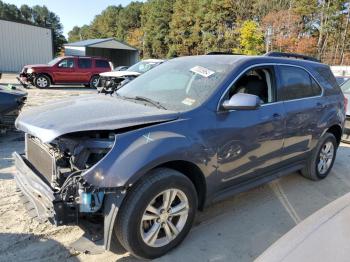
[1,0,349,64]
[68,0,350,65]
[0,1,66,55]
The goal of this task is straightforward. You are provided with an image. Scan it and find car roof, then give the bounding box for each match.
[62,55,108,60]
[142,59,166,63]
[171,55,327,71]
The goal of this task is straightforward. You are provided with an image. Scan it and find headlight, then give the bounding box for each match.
[27,68,34,74]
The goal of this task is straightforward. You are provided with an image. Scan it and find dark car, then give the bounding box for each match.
[0,85,27,133]
[19,56,112,89]
[13,53,345,259]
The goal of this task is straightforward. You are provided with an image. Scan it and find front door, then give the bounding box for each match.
[53,58,77,83]
[214,66,285,189]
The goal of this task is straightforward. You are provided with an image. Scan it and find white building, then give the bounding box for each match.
[0,19,53,72]
[64,38,139,67]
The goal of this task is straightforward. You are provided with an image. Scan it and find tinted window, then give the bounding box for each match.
[95,59,110,68]
[58,59,74,68]
[311,77,322,96]
[78,58,92,69]
[278,66,319,101]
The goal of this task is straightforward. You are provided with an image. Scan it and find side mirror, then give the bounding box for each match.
[222,93,261,110]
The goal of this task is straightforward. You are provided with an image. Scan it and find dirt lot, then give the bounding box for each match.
[1,74,350,262]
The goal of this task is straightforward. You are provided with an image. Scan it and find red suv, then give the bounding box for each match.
[19,56,112,89]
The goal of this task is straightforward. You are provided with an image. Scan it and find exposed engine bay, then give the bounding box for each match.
[24,132,115,223]
[97,75,137,94]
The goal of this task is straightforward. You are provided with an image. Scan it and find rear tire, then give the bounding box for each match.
[115,168,197,259]
[34,74,50,88]
[301,133,337,181]
[89,75,100,89]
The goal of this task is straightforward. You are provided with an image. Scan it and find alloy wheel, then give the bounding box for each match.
[318,141,334,175]
[140,189,189,248]
[37,77,48,88]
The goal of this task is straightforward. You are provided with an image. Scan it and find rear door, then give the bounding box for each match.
[276,65,324,161]
[76,58,93,83]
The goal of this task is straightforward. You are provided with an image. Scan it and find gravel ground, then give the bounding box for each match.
[1,74,350,262]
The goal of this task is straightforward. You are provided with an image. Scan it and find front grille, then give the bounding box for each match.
[99,77,107,87]
[26,135,56,184]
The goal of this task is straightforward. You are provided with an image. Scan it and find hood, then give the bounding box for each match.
[16,95,178,143]
[100,71,141,78]
[24,64,50,69]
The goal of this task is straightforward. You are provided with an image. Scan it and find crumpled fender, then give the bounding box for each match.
[82,119,203,188]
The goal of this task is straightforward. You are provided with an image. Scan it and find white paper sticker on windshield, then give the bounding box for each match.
[190,66,215,78]
[182,98,196,106]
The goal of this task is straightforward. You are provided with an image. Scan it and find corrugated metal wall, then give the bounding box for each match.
[86,47,139,67]
[0,20,53,72]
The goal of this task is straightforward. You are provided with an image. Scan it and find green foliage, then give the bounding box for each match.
[235,20,264,55]
[141,0,175,58]
[3,0,349,63]
[0,1,66,55]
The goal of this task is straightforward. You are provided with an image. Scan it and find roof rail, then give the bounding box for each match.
[206,51,243,55]
[264,52,320,62]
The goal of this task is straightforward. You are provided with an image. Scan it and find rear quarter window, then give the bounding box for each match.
[95,60,110,68]
[313,65,340,91]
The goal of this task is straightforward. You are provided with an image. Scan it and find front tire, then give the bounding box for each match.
[34,74,50,88]
[90,75,100,89]
[115,168,197,259]
[301,133,337,181]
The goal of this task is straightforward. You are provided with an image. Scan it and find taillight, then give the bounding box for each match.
[344,96,348,113]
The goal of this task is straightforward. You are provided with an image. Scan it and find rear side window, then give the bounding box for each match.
[95,59,110,68]
[78,58,92,69]
[278,66,321,101]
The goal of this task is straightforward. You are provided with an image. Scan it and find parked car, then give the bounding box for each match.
[98,59,164,93]
[0,85,27,133]
[18,56,112,89]
[113,66,129,71]
[335,76,350,85]
[13,53,345,259]
[340,79,350,142]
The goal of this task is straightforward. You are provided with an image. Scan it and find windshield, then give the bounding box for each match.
[47,57,62,66]
[127,61,161,73]
[117,56,235,111]
[341,79,350,94]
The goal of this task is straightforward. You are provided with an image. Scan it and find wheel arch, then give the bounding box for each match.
[157,160,207,210]
[36,73,53,84]
[326,124,342,145]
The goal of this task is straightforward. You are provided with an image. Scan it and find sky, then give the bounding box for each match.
[6,0,138,37]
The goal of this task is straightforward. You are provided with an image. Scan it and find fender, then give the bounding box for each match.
[82,119,213,189]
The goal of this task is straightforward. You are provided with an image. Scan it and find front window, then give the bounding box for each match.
[47,57,61,66]
[127,61,161,73]
[117,56,234,111]
[58,59,74,68]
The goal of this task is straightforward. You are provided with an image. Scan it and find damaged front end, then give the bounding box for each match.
[14,132,122,225]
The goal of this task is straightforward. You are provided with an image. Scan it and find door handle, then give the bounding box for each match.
[272,113,282,119]
[316,102,325,110]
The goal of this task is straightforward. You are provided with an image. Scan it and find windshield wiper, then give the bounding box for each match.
[123,95,167,110]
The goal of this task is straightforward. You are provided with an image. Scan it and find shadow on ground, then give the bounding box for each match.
[0,233,79,262]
